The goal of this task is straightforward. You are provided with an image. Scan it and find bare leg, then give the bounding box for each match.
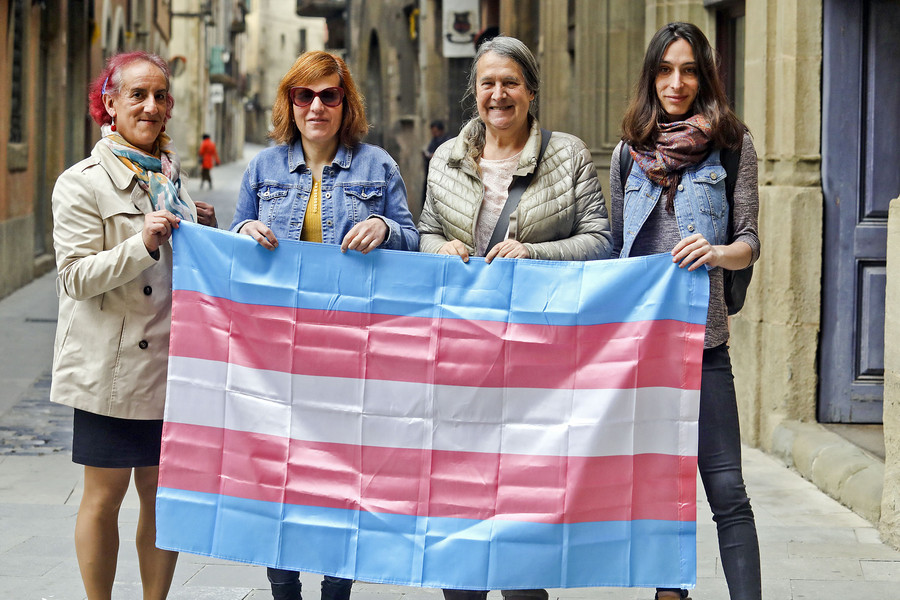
[75,466,132,600]
[134,466,178,600]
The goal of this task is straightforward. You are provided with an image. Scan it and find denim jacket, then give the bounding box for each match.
[231,139,419,251]
[620,149,728,262]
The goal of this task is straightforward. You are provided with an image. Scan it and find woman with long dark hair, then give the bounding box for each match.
[610,22,762,600]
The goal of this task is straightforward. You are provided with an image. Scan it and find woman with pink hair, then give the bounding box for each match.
[50,50,215,599]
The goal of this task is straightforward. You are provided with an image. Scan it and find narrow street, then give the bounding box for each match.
[1,145,898,599]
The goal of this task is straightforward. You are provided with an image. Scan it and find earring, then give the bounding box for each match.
[110,119,117,132]
[161,124,166,132]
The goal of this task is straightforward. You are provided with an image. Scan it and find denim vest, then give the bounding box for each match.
[230,139,419,251]
[620,149,729,262]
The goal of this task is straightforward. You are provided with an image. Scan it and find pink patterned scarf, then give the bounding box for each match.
[630,114,712,213]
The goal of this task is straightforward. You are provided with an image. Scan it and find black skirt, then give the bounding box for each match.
[72,408,164,468]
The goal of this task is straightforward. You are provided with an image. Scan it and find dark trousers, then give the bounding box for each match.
[659,344,761,600]
[267,568,353,600]
[442,589,548,600]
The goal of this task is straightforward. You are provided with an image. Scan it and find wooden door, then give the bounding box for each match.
[820,0,900,422]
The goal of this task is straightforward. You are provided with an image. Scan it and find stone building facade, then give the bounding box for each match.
[0,0,137,299]
[243,3,326,145]
[342,0,900,547]
[168,0,250,174]
[1,0,252,298]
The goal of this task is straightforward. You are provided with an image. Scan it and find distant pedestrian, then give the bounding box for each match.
[50,50,216,600]
[198,133,220,189]
[421,119,450,204]
[423,119,449,169]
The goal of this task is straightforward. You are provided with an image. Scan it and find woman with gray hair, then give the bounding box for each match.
[418,35,611,264]
[417,36,611,600]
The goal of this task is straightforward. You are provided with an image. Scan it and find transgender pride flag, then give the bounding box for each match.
[157,222,709,591]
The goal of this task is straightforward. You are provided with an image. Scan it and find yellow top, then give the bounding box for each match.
[300,177,323,243]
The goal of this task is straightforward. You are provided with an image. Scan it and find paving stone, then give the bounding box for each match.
[789,578,896,599]
[0,372,72,456]
[787,540,900,560]
[860,558,900,581]
[760,556,864,580]
[185,563,271,588]
[8,535,78,559]
[0,550,65,578]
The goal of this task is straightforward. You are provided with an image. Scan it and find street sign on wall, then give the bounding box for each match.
[209,83,224,105]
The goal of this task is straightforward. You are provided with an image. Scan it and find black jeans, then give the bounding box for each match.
[267,568,353,600]
[659,344,761,600]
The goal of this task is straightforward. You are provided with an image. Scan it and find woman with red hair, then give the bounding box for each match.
[230,50,418,600]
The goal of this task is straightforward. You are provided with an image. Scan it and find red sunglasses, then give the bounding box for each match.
[289,86,345,107]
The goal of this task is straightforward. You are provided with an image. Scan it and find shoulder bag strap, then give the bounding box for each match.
[722,134,743,239]
[487,128,551,253]
[618,141,633,189]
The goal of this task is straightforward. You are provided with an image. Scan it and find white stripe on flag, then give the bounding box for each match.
[166,356,698,457]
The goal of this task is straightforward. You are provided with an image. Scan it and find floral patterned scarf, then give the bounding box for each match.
[630,114,712,213]
[99,125,195,222]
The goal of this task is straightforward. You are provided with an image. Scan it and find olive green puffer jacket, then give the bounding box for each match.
[418,119,612,261]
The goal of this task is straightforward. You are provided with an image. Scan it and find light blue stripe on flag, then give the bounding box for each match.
[172,222,709,327]
[157,487,696,590]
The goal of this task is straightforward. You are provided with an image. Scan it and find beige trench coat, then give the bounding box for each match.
[50,141,196,419]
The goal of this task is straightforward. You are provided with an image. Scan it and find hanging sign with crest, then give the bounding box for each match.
[442,0,480,58]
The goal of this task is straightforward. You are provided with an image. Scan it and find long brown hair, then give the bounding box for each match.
[270,51,368,147]
[621,22,745,150]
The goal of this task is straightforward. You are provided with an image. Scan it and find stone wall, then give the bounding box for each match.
[347,0,456,222]
[532,0,644,206]
[0,1,61,299]
[882,197,900,546]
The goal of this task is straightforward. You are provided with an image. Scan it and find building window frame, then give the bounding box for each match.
[7,0,29,171]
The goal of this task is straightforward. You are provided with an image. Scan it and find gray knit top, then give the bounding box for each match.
[609,132,761,348]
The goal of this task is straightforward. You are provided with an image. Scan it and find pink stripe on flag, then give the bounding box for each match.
[159,422,697,524]
[170,290,704,390]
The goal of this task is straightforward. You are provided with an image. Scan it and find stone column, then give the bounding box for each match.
[730,0,823,447]
[536,0,569,132]
[882,196,900,548]
[500,0,539,49]
[534,0,644,201]
[419,0,449,134]
[643,0,713,40]
[586,0,646,201]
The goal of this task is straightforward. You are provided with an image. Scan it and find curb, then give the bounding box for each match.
[771,419,885,524]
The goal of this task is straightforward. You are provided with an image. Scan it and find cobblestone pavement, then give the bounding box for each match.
[0,371,71,456]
